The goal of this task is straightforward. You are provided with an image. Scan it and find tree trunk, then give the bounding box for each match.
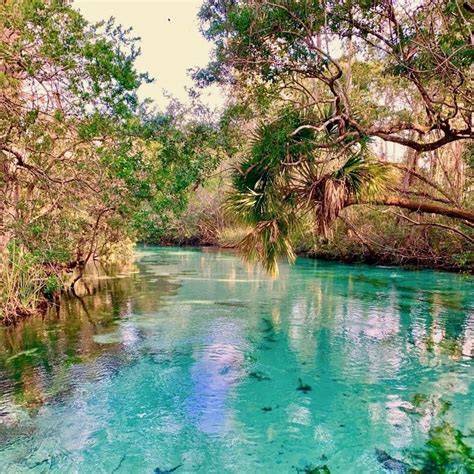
[402,147,419,191]
[349,196,474,223]
[0,152,16,256]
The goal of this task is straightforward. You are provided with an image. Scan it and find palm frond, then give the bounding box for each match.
[223,105,389,273]
[238,218,296,276]
[315,154,388,236]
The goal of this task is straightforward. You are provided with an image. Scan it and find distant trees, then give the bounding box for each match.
[196,0,473,272]
[0,0,222,321]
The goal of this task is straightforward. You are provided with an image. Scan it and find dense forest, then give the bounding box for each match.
[1,0,473,323]
[0,0,225,322]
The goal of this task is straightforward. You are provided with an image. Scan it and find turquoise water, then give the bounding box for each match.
[0,247,473,473]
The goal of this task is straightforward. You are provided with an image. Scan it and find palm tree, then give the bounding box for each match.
[225,106,387,275]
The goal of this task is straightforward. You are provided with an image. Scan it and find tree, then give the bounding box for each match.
[196,0,473,272]
[0,0,222,321]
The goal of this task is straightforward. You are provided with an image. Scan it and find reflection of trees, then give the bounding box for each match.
[461,313,473,358]
[409,291,473,361]
[0,247,471,470]
[235,260,473,462]
[280,263,472,374]
[0,259,179,410]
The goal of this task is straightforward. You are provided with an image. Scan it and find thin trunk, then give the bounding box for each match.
[0,152,17,255]
[402,147,418,191]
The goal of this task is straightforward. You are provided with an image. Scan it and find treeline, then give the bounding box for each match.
[158,0,473,273]
[0,1,224,322]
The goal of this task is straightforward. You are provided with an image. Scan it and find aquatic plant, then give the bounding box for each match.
[248,370,271,381]
[414,423,474,473]
[0,242,48,323]
[154,464,182,474]
[403,393,474,472]
[297,378,312,393]
[296,464,331,474]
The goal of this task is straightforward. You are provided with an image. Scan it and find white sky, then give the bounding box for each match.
[73,0,223,111]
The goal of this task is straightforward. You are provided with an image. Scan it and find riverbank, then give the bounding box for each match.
[0,246,133,326]
[156,193,473,276]
[155,237,474,274]
[2,239,472,327]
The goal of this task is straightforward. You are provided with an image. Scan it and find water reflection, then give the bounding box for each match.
[187,336,244,434]
[0,256,180,412]
[0,247,472,473]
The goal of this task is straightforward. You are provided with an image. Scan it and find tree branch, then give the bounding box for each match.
[349,196,474,223]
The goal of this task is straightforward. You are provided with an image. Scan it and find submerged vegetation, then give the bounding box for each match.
[405,394,474,472]
[0,1,473,472]
[0,248,472,471]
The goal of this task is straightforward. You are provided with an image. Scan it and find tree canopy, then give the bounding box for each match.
[195,0,473,273]
[1,0,473,320]
[0,0,223,321]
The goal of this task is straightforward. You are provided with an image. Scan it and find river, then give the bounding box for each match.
[0,246,473,472]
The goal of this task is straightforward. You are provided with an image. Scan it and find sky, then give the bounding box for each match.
[73,0,224,111]
[72,1,403,160]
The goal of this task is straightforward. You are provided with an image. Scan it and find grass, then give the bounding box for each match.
[0,242,48,324]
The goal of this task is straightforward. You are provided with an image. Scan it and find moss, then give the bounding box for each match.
[412,393,429,408]
[438,399,452,416]
[439,339,462,357]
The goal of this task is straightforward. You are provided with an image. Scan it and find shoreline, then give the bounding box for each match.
[3,243,472,326]
[151,240,474,275]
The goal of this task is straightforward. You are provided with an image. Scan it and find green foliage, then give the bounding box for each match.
[406,414,474,473]
[412,393,429,408]
[418,423,473,472]
[43,275,60,297]
[199,0,327,88]
[223,104,388,273]
[0,242,46,323]
[331,154,386,200]
[193,0,474,273]
[0,0,224,322]
[392,394,474,472]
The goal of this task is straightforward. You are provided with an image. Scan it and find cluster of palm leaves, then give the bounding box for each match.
[225,106,387,274]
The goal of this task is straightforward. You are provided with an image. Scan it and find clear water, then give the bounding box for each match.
[0,246,473,473]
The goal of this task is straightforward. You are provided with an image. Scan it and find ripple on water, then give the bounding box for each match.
[0,247,473,473]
